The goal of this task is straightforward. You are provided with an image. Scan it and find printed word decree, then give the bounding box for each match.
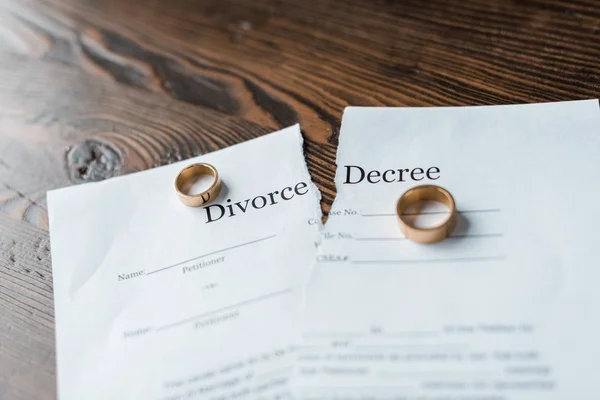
[343,165,440,184]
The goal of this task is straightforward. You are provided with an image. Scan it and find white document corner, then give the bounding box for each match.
[48,125,322,400]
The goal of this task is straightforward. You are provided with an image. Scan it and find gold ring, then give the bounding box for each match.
[396,185,456,244]
[174,163,221,207]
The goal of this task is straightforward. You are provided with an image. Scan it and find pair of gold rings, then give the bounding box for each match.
[174,164,455,244]
[396,185,456,244]
[174,163,221,207]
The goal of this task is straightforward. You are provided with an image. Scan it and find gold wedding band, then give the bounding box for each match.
[174,163,221,207]
[396,185,456,244]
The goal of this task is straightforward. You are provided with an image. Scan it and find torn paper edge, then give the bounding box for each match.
[292,123,324,233]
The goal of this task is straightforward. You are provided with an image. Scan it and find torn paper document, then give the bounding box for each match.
[292,100,600,400]
[48,124,322,400]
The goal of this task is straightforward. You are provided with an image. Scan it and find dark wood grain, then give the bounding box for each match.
[1,0,599,398]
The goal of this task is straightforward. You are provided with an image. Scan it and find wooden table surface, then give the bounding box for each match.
[1,0,599,398]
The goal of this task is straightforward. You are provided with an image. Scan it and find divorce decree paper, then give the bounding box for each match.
[47,125,321,400]
[292,100,600,400]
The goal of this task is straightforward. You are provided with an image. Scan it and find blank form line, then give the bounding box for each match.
[297,343,467,351]
[303,331,365,339]
[355,233,503,241]
[362,208,501,217]
[382,330,439,338]
[302,330,438,339]
[351,256,505,265]
[299,385,415,392]
[146,235,276,275]
[295,344,330,349]
[354,343,468,350]
[378,370,496,377]
[255,366,293,380]
[156,287,292,331]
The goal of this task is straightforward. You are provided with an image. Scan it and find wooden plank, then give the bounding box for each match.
[1,0,600,398]
[0,213,55,400]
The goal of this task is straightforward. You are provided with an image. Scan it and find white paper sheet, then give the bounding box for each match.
[292,100,600,400]
[48,125,322,400]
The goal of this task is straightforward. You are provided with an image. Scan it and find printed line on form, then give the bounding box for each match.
[354,233,504,241]
[146,234,276,275]
[156,287,292,331]
[351,256,506,264]
[361,208,502,217]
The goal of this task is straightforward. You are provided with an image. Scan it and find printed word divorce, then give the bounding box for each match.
[203,182,309,223]
[343,165,440,184]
